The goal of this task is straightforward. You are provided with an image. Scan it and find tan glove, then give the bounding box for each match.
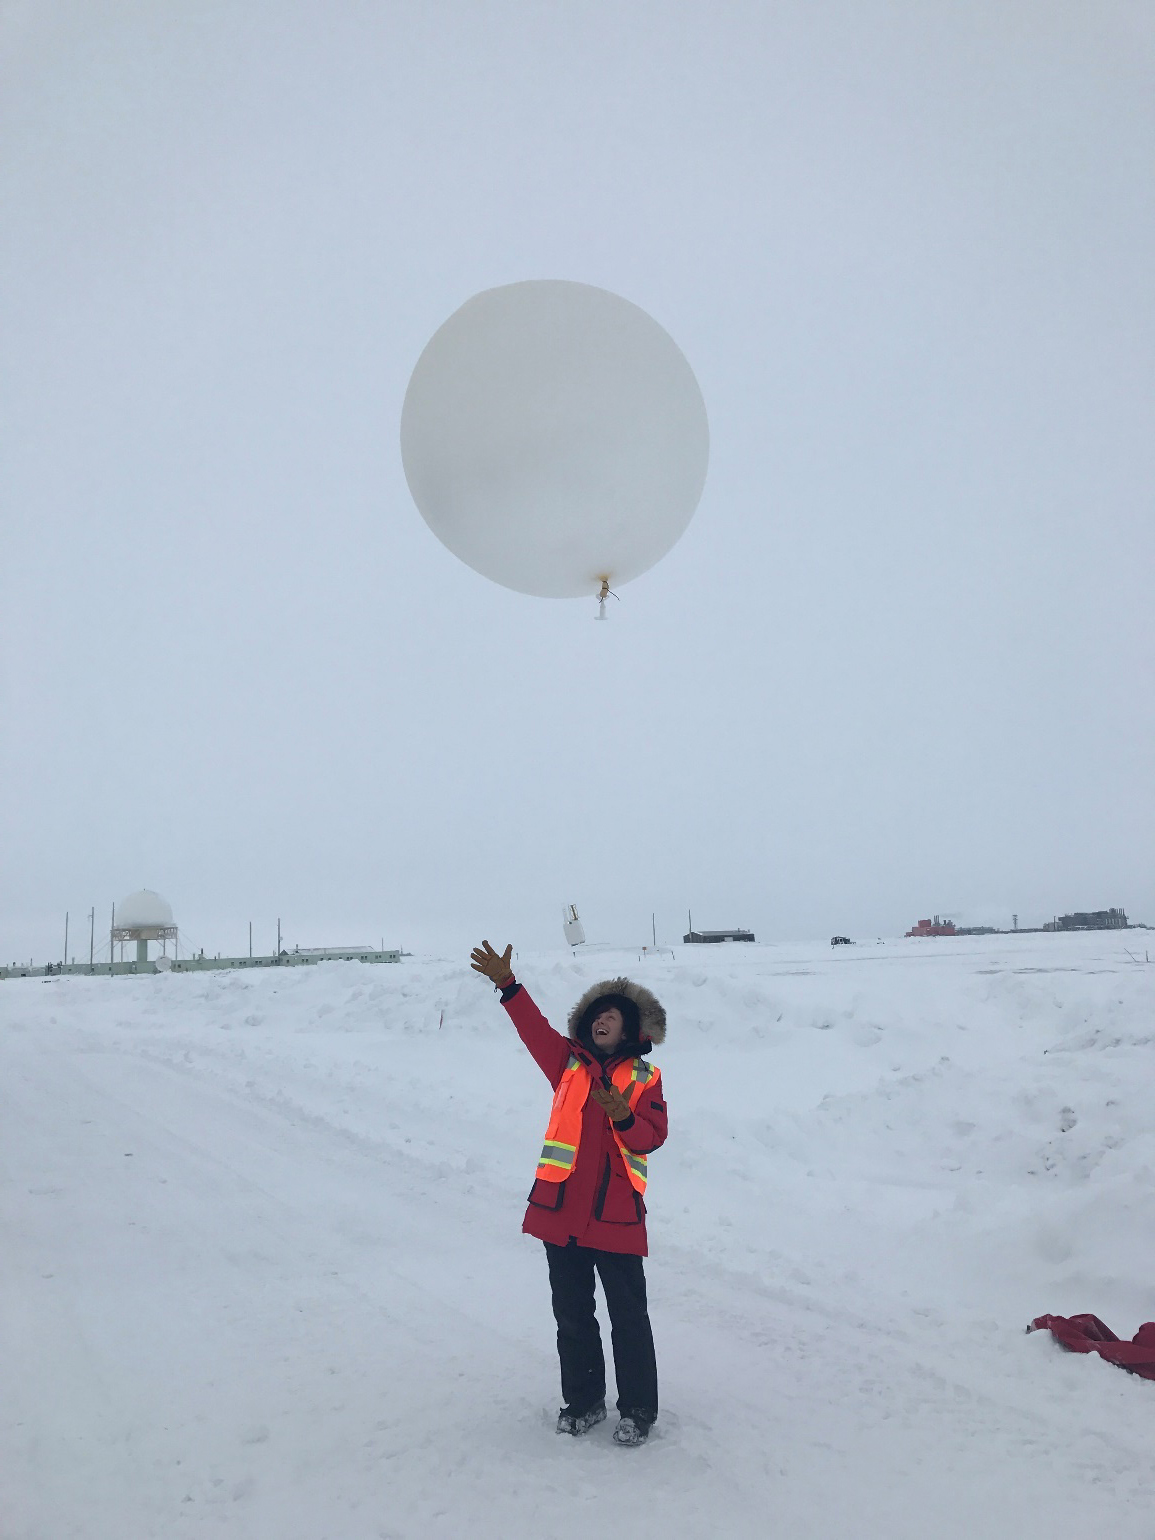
[590,1083,633,1124]
[470,940,514,988]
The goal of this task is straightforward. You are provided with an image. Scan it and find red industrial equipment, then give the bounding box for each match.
[906,917,957,937]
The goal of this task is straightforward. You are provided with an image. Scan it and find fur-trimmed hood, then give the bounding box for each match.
[567,976,667,1048]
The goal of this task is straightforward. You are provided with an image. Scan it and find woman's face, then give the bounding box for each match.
[591,1006,625,1051]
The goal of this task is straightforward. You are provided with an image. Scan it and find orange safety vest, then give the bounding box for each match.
[536,1054,660,1195]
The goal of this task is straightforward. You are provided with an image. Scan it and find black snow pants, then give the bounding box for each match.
[544,1239,658,1423]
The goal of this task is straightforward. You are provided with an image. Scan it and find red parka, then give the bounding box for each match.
[503,981,668,1256]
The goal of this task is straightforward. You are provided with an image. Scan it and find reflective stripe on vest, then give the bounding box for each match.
[534,1053,660,1196]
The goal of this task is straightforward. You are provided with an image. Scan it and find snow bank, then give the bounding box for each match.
[3,932,1155,1537]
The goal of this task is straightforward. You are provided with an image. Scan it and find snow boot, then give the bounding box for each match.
[556,1401,607,1436]
[613,1412,652,1447]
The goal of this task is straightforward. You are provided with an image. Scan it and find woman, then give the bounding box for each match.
[470,940,668,1446]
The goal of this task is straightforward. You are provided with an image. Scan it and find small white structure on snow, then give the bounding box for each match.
[112,890,177,964]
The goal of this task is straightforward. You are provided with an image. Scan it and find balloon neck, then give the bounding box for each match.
[596,577,612,621]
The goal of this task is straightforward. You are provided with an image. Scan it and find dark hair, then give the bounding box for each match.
[575,992,641,1049]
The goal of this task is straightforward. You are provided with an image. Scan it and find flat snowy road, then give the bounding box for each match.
[4,943,1155,1538]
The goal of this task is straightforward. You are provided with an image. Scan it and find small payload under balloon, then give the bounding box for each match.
[400,280,709,605]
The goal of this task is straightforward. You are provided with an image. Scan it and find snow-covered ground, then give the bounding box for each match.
[4,931,1155,1539]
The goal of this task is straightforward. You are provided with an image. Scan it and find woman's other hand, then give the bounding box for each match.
[590,1083,633,1123]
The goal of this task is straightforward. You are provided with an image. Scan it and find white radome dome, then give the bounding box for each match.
[115,890,174,930]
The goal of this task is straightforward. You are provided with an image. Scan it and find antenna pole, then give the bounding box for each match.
[277,918,281,955]
[63,912,68,967]
[249,921,252,958]
[110,905,115,968]
[652,912,656,948]
[88,908,95,966]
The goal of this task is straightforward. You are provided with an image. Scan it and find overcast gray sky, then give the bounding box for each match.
[2,1,1152,963]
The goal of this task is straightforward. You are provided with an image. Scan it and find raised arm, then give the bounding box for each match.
[470,940,571,1087]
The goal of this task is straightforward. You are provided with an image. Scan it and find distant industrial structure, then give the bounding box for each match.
[906,906,1139,939]
[906,917,998,937]
[906,917,958,937]
[1043,908,1129,932]
[1,888,401,980]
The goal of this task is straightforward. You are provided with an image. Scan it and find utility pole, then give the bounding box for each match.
[276,918,281,955]
[63,912,69,967]
[110,905,115,969]
[249,921,252,958]
[652,912,657,948]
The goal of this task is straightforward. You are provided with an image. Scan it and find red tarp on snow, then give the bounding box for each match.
[1029,1314,1155,1380]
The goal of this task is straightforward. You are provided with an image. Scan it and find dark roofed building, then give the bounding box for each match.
[683,928,755,943]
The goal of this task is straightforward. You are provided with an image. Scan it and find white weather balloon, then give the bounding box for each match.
[400,280,708,600]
